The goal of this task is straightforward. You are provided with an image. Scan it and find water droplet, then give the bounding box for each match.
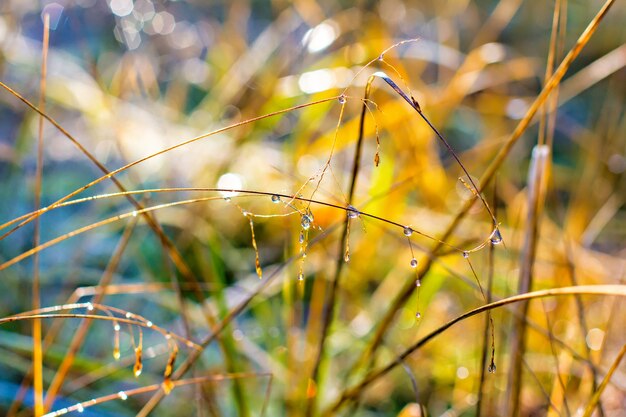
[271,194,280,203]
[76,404,84,413]
[298,273,304,282]
[488,362,496,373]
[163,379,175,395]
[490,229,502,245]
[224,196,231,202]
[377,54,384,61]
[118,391,128,400]
[301,213,313,230]
[338,94,346,104]
[146,321,153,328]
[125,312,132,319]
[403,226,413,237]
[299,231,305,244]
[114,324,121,331]
[410,258,418,268]
[132,210,137,217]
[346,205,359,219]
[165,332,171,340]
[462,251,469,259]
[86,303,94,311]
[133,347,143,377]
[415,312,421,319]
[415,279,421,287]
[344,252,350,262]
[242,210,250,217]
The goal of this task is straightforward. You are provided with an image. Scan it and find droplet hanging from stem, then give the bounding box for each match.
[113,321,120,360]
[248,217,262,280]
[162,342,178,394]
[407,236,423,320]
[133,346,143,377]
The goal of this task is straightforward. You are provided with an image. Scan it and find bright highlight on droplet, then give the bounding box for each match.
[217,173,243,198]
[302,21,338,53]
[586,328,604,351]
[457,366,469,379]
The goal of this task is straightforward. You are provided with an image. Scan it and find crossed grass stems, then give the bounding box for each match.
[1,1,624,413]
[1,40,499,414]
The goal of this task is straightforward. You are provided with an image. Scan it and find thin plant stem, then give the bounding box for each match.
[581,344,626,417]
[324,285,626,414]
[32,13,50,417]
[343,0,616,380]
[305,75,375,417]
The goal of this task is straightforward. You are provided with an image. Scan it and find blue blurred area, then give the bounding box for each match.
[0,380,119,416]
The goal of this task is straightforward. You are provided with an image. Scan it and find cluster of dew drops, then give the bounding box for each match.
[233,180,503,372]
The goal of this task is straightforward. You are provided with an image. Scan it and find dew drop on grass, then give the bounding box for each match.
[299,231,305,244]
[133,347,143,377]
[488,362,496,373]
[338,94,346,104]
[118,391,128,401]
[346,204,359,218]
[146,321,153,328]
[410,258,418,268]
[76,404,84,413]
[490,229,502,245]
[415,279,421,287]
[301,213,313,230]
[113,323,121,359]
[403,226,413,236]
[415,312,421,319]
[462,251,469,259]
[86,302,94,311]
[344,252,350,262]
[132,210,137,217]
[162,348,178,395]
[298,273,304,282]
[271,194,280,203]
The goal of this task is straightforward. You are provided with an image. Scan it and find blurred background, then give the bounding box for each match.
[0,0,624,416]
